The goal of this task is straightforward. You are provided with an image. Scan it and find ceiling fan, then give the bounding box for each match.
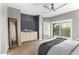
[41,3,68,14]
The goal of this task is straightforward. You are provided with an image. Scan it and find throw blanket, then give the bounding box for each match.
[38,37,67,55]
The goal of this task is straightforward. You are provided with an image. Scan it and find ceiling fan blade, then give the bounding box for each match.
[43,5,51,10]
[54,3,68,11]
[41,3,68,14]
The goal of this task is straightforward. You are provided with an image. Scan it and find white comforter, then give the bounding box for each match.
[35,39,79,55]
[47,39,79,55]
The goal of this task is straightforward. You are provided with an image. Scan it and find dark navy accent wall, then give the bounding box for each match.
[21,14,39,38]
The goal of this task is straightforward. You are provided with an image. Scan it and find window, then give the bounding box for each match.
[53,20,72,38]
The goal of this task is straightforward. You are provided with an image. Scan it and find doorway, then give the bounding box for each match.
[8,17,18,49]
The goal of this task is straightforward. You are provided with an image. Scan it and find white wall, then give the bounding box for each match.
[39,15,43,40]
[0,3,8,54]
[0,3,2,54]
[43,22,50,39]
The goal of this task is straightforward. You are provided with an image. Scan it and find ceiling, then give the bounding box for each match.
[6,3,79,17]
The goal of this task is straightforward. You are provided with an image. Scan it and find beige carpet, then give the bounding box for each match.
[7,40,36,55]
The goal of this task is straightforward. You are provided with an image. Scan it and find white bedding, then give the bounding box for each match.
[35,39,79,55]
[47,39,79,55]
[71,46,79,55]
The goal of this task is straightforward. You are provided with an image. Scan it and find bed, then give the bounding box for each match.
[34,37,79,55]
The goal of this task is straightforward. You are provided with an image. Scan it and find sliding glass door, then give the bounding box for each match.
[52,20,72,38]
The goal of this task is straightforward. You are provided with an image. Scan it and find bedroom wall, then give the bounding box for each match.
[8,7,21,45]
[43,9,79,40]
[0,3,1,54]
[0,3,8,54]
[43,22,50,39]
[39,15,43,40]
